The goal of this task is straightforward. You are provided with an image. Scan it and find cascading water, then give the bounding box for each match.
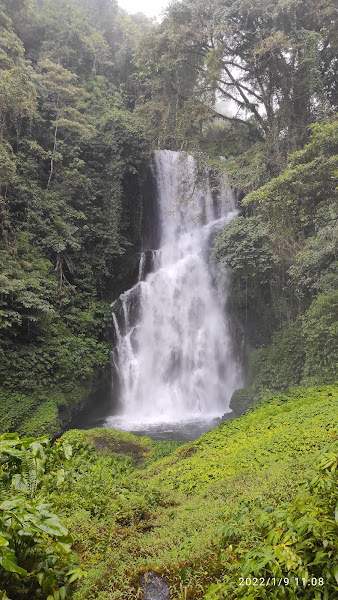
[106,150,242,436]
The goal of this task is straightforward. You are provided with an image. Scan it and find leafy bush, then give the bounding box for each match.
[243,119,338,239]
[214,117,338,367]
[214,215,278,307]
[205,450,338,599]
[248,323,306,393]
[0,433,84,599]
[301,292,338,385]
[237,292,337,398]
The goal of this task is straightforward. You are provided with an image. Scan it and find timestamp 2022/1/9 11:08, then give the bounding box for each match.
[239,577,325,587]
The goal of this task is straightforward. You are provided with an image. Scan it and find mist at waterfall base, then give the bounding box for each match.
[85,150,241,442]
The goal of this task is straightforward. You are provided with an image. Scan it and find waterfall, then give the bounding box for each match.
[108,150,241,426]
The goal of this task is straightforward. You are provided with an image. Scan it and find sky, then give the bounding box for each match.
[118,0,171,19]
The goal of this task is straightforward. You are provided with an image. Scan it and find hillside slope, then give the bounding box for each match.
[56,385,338,599]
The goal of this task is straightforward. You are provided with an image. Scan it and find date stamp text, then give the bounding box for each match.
[239,577,324,587]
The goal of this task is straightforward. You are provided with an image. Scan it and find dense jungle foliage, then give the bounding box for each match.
[0,0,151,434]
[1,385,338,599]
[215,120,338,411]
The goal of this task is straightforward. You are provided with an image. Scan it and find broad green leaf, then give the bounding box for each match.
[62,441,72,460]
[56,469,65,486]
[67,567,87,583]
[0,548,27,576]
[0,536,8,547]
[11,474,29,493]
[0,500,22,511]
[333,565,338,585]
[0,434,19,441]
[0,448,23,459]
[54,541,72,553]
[58,587,67,600]
[28,515,68,537]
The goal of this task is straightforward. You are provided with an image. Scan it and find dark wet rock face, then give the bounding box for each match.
[140,572,170,600]
[212,410,235,425]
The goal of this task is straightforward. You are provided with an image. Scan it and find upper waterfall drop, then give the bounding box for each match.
[109,150,241,426]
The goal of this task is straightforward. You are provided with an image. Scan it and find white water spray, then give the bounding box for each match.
[108,150,241,428]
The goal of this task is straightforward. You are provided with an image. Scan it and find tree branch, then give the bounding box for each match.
[208,106,257,128]
[218,78,263,101]
[221,64,268,132]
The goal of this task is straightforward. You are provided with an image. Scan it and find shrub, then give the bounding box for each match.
[0,433,84,599]
[301,292,338,385]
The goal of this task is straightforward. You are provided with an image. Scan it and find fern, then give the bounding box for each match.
[50,238,66,254]
[22,453,38,497]
[0,473,10,501]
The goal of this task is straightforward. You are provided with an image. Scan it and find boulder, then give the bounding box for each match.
[140,572,170,600]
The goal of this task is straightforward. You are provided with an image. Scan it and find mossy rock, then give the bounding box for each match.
[230,386,258,416]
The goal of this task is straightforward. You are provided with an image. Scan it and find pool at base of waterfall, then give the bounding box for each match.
[67,390,234,441]
[103,413,233,441]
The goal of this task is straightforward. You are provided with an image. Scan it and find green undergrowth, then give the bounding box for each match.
[2,386,337,599]
[0,383,90,438]
[41,384,338,600]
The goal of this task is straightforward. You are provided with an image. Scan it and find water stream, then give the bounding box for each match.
[104,150,242,439]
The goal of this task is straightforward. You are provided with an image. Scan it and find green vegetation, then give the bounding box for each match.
[1,386,337,599]
[136,0,337,163]
[0,432,84,599]
[214,118,338,401]
[0,0,150,433]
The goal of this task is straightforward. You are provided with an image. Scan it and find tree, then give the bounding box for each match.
[35,59,94,189]
[0,10,37,134]
[0,10,37,242]
[46,218,80,292]
[136,0,338,164]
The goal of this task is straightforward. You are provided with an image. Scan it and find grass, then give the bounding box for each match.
[0,383,90,437]
[47,384,338,599]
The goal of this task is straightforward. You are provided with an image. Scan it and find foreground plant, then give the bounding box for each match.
[0,433,84,599]
[205,451,338,599]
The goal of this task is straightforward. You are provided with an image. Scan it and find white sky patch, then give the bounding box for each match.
[118,0,171,19]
